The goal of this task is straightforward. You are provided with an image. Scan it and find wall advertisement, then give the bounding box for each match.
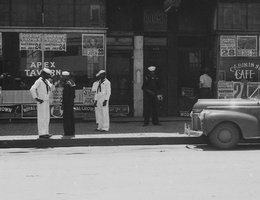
[19,33,67,51]
[220,35,258,57]
[82,34,105,56]
[218,81,260,99]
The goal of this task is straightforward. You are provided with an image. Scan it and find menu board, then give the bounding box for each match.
[220,35,236,57]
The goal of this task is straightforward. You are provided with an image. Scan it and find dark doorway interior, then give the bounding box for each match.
[107,52,133,116]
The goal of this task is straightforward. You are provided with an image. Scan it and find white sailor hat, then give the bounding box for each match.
[62,71,70,76]
[96,70,106,76]
[148,66,156,72]
[42,68,52,75]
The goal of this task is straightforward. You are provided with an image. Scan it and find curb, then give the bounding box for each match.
[0,134,207,148]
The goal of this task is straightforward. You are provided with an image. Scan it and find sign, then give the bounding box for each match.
[19,33,42,50]
[82,87,95,105]
[0,105,21,118]
[144,9,167,32]
[220,35,236,57]
[44,34,66,51]
[21,104,129,119]
[219,59,260,81]
[20,33,67,51]
[217,81,234,99]
[237,36,257,57]
[217,81,260,99]
[51,87,63,104]
[82,34,105,56]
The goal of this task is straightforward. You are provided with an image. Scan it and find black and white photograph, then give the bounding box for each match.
[1,0,260,200]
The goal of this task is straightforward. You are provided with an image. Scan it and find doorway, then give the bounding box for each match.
[107,52,133,116]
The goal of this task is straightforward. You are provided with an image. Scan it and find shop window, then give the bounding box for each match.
[107,0,134,31]
[75,0,105,27]
[0,32,105,91]
[248,4,260,30]
[11,0,42,26]
[0,0,10,26]
[44,0,74,27]
[217,3,246,30]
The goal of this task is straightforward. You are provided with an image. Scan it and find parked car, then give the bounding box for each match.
[184,86,260,149]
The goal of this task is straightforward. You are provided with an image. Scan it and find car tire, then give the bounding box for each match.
[209,122,240,150]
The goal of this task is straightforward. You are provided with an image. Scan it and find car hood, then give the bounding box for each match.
[193,98,260,110]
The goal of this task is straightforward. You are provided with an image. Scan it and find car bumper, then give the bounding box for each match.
[184,123,203,137]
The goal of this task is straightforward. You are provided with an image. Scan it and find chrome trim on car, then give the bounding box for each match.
[184,123,203,137]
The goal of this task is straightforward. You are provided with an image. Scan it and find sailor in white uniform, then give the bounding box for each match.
[95,70,111,132]
[30,68,57,139]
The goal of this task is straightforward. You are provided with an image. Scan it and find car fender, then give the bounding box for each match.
[202,109,259,139]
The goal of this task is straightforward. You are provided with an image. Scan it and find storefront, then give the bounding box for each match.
[0,0,130,119]
[215,2,260,99]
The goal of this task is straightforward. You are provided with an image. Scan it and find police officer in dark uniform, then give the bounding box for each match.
[61,71,76,137]
[142,66,163,126]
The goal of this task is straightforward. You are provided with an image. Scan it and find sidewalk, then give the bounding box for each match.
[0,117,207,148]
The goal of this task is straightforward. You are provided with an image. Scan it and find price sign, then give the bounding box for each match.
[20,33,42,50]
[220,35,236,57]
[44,34,66,51]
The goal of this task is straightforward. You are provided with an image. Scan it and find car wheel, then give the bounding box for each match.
[209,122,240,149]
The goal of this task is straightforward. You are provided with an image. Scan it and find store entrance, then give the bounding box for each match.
[107,52,133,116]
[177,48,204,116]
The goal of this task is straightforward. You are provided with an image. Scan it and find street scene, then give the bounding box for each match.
[1,145,260,200]
[2,0,260,199]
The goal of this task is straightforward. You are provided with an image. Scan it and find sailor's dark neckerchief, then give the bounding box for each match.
[97,79,105,93]
[42,78,50,93]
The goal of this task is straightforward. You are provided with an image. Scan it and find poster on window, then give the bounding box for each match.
[20,33,42,50]
[220,35,236,57]
[82,87,95,105]
[0,32,2,56]
[44,34,66,51]
[237,36,257,57]
[217,81,234,99]
[82,34,105,56]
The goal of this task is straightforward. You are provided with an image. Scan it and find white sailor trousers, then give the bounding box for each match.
[37,100,50,135]
[96,97,109,131]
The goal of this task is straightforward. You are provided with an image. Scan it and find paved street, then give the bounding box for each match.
[1,145,260,200]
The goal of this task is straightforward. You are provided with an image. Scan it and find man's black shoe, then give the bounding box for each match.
[143,123,149,126]
[39,134,52,139]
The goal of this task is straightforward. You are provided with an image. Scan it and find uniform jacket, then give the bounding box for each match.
[62,79,76,105]
[142,74,161,97]
[96,78,111,101]
[30,77,54,101]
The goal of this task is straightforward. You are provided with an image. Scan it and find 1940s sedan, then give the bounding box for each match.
[184,87,260,149]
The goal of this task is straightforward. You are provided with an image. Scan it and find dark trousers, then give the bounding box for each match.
[63,104,75,136]
[143,96,159,125]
